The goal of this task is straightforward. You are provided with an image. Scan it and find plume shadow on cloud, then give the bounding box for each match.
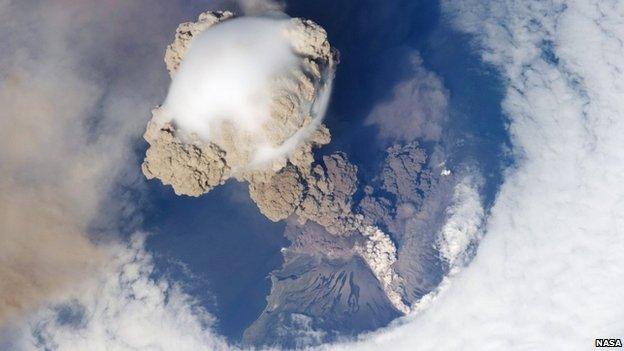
[0,182,102,326]
[0,0,246,346]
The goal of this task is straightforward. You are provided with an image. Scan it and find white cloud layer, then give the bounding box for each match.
[327,0,624,349]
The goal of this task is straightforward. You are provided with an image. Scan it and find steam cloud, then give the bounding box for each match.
[160,17,298,159]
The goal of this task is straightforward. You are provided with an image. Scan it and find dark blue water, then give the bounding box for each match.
[423,25,512,207]
[287,0,511,206]
[143,181,287,340]
[140,0,511,343]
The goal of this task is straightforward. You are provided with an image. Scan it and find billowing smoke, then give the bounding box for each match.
[142,11,338,198]
[141,11,416,323]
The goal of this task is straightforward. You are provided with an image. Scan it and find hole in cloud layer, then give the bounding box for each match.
[1,0,557,349]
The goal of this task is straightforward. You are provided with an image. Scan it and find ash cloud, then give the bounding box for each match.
[141,11,418,322]
[0,3,111,323]
[142,11,338,198]
[365,53,449,143]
